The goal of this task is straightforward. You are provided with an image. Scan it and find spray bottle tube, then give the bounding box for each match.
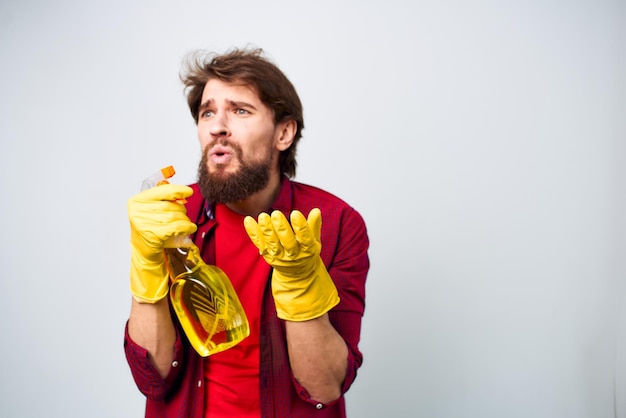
[142,166,250,356]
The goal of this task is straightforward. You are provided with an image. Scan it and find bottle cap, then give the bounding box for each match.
[161,166,176,179]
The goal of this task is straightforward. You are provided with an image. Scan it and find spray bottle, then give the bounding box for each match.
[141,166,250,357]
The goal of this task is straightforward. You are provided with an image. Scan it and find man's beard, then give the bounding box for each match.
[197,143,273,204]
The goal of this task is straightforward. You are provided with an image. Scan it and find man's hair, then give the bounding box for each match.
[180,48,304,178]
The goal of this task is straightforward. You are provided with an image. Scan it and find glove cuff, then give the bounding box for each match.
[129,250,170,303]
[272,259,340,322]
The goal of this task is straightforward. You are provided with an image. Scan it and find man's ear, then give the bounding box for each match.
[275,119,297,151]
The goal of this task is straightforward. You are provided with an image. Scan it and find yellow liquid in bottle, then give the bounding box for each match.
[164,245,250,357]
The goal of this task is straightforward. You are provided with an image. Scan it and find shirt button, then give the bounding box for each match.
[315,403,323,410]
[171,361,179,368]
[201,232,206,239]
[197,380,202,387]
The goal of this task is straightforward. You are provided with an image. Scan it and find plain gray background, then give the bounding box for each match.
[1,0,624,417]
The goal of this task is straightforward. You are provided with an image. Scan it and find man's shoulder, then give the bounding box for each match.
[288,179,352,209]
[288,179,369,256]
[290,179,341,198]
[286,179,367,230]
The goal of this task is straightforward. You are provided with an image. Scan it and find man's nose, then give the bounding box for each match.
[209,111,230,137]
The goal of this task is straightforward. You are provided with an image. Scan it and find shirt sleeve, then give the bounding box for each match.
[329,207,369,394]
[123,320,186,401]
[290,310,364,409]
[293,206,370,405]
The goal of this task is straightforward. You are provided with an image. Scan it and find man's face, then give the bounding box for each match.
[196,78,281,203]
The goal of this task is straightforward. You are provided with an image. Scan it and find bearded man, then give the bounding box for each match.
[125,48,370,418]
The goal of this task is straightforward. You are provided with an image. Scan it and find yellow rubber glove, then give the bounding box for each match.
[128,184,197,303]
[244,208,339,321]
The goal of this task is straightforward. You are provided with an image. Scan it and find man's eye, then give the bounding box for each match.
[235,108,250,115]
[201,110,214,118]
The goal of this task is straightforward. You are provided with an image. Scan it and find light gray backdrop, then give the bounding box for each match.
[1,1,624,417]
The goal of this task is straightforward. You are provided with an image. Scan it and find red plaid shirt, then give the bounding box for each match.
[124,177,370,417]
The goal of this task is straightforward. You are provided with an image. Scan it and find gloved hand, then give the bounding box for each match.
[128,184,197,303]
[244,208,339,321]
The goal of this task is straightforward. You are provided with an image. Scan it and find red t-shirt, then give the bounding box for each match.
[204,203,270,417]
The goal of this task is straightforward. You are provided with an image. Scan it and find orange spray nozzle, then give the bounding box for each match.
[156,166,176,186]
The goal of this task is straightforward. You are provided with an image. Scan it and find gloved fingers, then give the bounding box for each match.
[165,218,198,237]
[130,215,196,250]
[132,184,194,203]
[306,208,322,242]
[271,210,299,258]
[244,216,265,252]
[129,186,196,251]
[128,184,192,226]
[258,212,283,256]
[130,199,187,218]
[290,210,316,251]
[129,200,191,230]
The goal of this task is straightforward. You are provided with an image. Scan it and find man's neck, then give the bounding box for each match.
[225,171,282,217]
